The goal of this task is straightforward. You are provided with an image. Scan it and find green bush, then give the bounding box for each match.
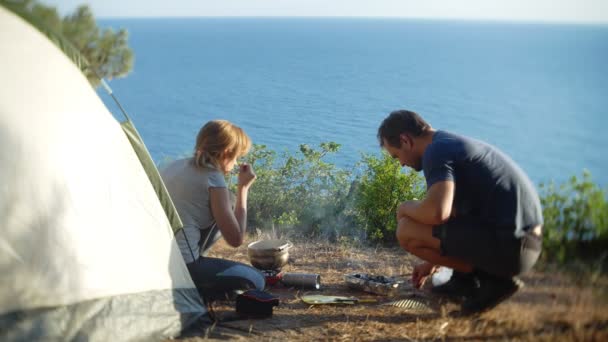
[354,152,426,243]
[540,170,608,265]
[237,142,353,239]
[163,143,607,267]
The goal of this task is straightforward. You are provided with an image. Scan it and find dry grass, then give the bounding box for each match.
[176,237,608,341]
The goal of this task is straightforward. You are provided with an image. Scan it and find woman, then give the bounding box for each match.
[161,120,265,300]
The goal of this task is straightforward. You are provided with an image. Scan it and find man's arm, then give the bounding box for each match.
[397,180,455,225]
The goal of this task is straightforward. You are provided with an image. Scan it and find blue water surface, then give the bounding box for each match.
[98,18,608,186]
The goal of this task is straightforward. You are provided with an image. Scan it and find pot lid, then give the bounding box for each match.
[248,239,292,251]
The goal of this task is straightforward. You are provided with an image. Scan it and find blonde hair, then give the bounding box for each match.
[193,120,252,169]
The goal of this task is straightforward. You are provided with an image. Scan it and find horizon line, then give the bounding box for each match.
[96,15,608,26]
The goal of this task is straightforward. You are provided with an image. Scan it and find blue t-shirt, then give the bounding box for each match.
[422,130,543,236]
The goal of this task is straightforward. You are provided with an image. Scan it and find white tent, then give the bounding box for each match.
[0,6,206,341]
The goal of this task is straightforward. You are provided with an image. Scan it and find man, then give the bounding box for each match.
[378,110,543,314]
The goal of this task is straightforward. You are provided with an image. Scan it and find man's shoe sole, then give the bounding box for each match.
[430,289,468,303]
[460,277,524,316]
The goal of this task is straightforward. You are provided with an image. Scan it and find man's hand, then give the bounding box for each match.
[412,261,438,289]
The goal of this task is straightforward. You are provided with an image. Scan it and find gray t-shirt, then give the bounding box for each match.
[422,130,543,237]
[160,158,227,263]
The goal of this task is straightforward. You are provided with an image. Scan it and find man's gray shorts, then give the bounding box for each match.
[432,217,542,278]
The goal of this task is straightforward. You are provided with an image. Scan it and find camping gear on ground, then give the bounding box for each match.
[432,267,454,286]
[301,295,377,305]
[247,239,293,270]
[344,273,405,296]
[383,298,434,312]
[261,269,283,286]
[281,272,322,290]
[236,290,280,318]
[0,6,206,341]
[260,270,322,289]
[302,295,358,305]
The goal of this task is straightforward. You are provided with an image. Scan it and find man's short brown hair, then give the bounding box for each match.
[377,110,431,147]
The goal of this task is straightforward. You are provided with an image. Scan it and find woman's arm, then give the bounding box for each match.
[210,187,244,247]
[209,164,256,247]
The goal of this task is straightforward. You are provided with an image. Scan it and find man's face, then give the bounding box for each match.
[383,135,422,172]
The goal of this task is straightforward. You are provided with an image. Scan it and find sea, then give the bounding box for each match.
[97,18,608,186]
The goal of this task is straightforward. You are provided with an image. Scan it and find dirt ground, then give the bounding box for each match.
[175,238,608,341]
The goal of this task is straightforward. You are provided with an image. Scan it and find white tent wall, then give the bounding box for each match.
[0,6,205,341]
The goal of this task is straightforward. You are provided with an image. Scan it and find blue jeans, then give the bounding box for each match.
[187,257,265,301]
[187,224,265,300]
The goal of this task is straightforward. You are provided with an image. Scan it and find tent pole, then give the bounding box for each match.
[100,78,131,122]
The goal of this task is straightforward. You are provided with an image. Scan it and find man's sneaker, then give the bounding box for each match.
[431,271,479,300]
[461,273,524,315]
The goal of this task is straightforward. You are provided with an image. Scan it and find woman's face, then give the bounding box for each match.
[220,155,238,175]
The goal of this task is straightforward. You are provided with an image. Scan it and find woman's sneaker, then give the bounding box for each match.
[461,272,524,315]
[431,271,479,300]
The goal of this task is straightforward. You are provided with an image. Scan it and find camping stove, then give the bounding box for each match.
[260,269,321,289]
[261,269,283,286]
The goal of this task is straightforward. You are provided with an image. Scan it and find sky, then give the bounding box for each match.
[45,0,608,23]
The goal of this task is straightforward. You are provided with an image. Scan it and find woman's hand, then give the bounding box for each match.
[412,261,438,289]
[237,163,256,189]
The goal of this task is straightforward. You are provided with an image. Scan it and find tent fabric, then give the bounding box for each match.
[0,1,89,76]
[0,289,203,342]
[0,5,205,340]
[121,119,184,233]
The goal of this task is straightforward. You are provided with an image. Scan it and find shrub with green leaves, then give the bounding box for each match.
[354,152,426,243]
[237,142,353,239]
[162,141,607,268]
[539,171,608,265]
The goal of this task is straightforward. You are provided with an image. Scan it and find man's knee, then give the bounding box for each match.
[396,217,414,251]
[397,217,439,252]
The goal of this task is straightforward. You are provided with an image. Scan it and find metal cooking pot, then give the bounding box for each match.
[247,239,293,270]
